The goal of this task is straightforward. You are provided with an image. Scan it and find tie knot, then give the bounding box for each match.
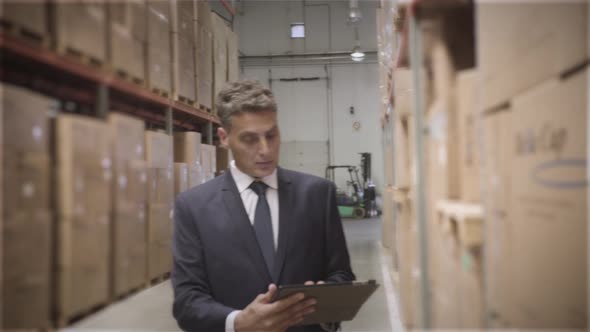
[249,181,268,196]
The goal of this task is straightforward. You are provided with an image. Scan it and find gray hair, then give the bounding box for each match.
[215,80,277,130]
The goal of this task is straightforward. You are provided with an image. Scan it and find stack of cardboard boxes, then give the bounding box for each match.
[196,0,214,110]
[108,114,148,298]
[174,131,203,187]
[478,2,588,328]
[145,131,174,281]
[55,114,112,324]
[108,1,147,84]
[2,85,55,328]
[172,0,197,104]
[146,0,172,96]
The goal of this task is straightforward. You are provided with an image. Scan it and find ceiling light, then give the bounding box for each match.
[351,46,365,62]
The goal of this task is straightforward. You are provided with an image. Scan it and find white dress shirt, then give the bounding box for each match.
[225,160,279,332]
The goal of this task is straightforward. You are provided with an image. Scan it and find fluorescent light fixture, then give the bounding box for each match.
[291,23,305,38]
[351,46,365,61]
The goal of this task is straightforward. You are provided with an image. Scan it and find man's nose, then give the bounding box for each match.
[259,137,270,155]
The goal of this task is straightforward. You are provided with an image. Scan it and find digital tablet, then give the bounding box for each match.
[271,280,379,325]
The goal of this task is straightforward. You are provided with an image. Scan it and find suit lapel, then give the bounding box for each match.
[273,168,293,282]
[221,172,272,283]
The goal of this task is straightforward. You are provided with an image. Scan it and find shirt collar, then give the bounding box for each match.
[230,160,278,193]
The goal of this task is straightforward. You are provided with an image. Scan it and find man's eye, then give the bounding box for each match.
[242,136,257,144]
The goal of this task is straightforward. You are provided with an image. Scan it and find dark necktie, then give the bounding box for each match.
[249,181,275,275]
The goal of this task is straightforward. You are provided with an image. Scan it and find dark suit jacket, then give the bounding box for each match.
[172,167,355,332]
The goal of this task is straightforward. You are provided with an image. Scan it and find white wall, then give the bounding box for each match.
[235,1,383,192]
[235,0,378,55]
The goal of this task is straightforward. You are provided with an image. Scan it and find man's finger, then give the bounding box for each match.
[271,292,305,312]
[304,281,314,285]
[260,284,277,303]
[317,281,325,285]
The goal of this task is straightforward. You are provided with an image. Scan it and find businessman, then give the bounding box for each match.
[172,80,355,332]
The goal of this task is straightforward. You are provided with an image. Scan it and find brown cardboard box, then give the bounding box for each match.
[173,131,202,187]
[381,187,394,249]
[482,109,514,328]
[211,13,228,112]
[393,194,416,328]
[108,0,147,82]
[226,26,239,82]
[200,144,216,181]
[196,0,213,109]
[147,0,172,94]
[55,114,112,321]
[2,84,53,329]
[174,162,189,195]
[1,2,47,40]
[509,68,587,328]
[458,247,484,329]
[108,113,147,297]
[54,2,107,63]
[457,69,480,202]
[426,40,460,201]
[476,2,588,110]
[216,146,229,175]
[393,115,412,190]
[145,131,173,280]
[172,0,196,102]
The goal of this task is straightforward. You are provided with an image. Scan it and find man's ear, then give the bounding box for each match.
[218,127,229,148]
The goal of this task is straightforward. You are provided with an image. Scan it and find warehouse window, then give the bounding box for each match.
[291,23,305,38]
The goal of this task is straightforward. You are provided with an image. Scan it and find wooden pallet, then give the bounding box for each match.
[56,45,106,69]
[145,271,171,288]
[436,200,484,249]
[198,104,212,114]
[114,69,146,87]
[56,301,108,328]
[175,95,196,107]
[150,86,171,99]
[113,284,145,302]
[0,19,49,48]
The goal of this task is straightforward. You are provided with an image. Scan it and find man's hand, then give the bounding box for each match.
[304,280,325,286]
[234,284,316,332]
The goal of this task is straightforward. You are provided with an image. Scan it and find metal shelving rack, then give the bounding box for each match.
[392,0,474,328]
[0,11,229,143]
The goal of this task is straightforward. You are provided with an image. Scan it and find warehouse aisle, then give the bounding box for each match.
[67,218,404,331]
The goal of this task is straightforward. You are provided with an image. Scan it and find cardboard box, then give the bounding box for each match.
[145,131,173,280]
[509,68,587,328]
[482,109,514,328]
[381,187,394,249]
[394,195,417,328]
[216,146,230,175]
[108,0,147,82]
[2,84,53,329]
[226,26,239,82]
[108,113,147,297]
[457,69,480,202]
[459,248,484,329]
[200,144,216,181]
[54,2,107,63]
[147,0,172,94]
[211,13,228,112]
[174,162,189,195]
[172,0,196,102]
[426,40,460,201]
[55,114,112,321]
[196,0,213,109]
[1,2,47,40]
[393,115,412,190]
[476,2,588,110]
[173,131,202,187]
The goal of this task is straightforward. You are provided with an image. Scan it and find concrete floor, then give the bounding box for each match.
[65,218,405,332]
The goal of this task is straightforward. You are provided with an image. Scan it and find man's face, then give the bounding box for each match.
[218,110,280,178]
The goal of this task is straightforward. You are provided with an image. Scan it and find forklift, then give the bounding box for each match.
[325,153,378,219]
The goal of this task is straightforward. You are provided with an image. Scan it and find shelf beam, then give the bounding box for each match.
[0,33,219,127]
